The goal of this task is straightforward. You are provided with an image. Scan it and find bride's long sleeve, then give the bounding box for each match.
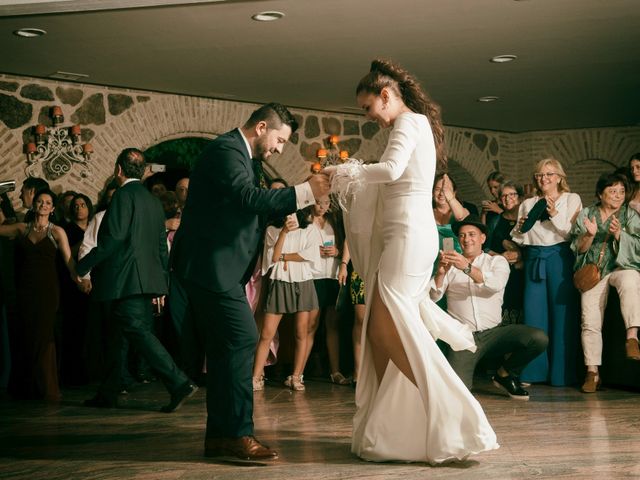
[338,113,420,183]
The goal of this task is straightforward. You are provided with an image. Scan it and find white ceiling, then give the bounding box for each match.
[1,0,639,132]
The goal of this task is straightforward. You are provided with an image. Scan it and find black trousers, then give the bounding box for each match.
[183,280,258,438]
[98,294,188,399]
[446,324,549,389]
[169,273,205,381]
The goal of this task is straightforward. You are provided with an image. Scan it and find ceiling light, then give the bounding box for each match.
[490,54,517,63]
[478,96,499,103]
[49,71,89,81]
[13,28,47,38]
[340,106,364,114]
[251,11,285,22]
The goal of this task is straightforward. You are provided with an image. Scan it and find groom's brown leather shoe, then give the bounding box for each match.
[204,435,278,460]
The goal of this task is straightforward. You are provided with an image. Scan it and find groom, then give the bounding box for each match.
[171,103,330,460]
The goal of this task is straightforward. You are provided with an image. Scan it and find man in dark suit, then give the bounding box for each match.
[77,148,197,412]
[172,103,330,460]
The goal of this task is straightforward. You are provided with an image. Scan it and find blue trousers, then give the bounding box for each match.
[521,243,579,386]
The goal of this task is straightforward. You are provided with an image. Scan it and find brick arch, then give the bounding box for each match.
[447,158,486,210]
[570,158,621,205]
[84,97,262,200]
[145,132,216,146]
[547,128,640,169]
[445,128,499,198]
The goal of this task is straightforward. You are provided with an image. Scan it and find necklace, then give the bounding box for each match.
[32,222,49,233]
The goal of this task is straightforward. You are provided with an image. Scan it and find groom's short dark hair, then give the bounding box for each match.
[245,103,299,133]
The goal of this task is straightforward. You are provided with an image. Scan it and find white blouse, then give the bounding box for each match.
[310,220,340,280]
[429,253,510,332]
[511,192,582,246]
[262,223,321,283]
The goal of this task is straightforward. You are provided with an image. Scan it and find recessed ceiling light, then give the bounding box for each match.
[49,71,89,81]
[478,96,499,102]
[340,106,364,113]
[208,92,237,99]
[490,54,517,63]
[251,11,285,22]
[13,28,47,38]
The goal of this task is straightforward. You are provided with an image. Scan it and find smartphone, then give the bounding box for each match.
[442,237,455,252]
[0,180,16,195]
[286,213,299,229]
[148,163,166,173]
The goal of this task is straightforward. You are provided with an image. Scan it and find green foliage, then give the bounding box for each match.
[144,137,210,170]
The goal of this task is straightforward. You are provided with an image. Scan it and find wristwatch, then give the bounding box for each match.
[462,263,472,275]
[279,253,285,262]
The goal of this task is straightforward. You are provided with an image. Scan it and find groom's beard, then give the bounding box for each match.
[253,136,273,162]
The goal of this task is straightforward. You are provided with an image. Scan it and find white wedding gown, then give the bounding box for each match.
[334,112,498,464]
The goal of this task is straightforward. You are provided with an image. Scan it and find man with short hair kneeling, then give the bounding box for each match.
[430,215,548,400]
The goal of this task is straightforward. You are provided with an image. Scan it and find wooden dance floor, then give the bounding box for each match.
[1,378,638,479]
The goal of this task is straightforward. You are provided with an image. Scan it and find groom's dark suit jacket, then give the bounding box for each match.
[77,180,169,301]
[172,129,297,293]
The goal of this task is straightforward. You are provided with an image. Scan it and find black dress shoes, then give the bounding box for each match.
[492,374,530,401]
[84,394,117,408]
[160,382,198,413]
[205,435,278,460]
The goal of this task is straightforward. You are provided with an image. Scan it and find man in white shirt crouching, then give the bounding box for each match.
[430,215,548,400]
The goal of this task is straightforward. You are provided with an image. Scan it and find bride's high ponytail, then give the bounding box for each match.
[357,59,447,171]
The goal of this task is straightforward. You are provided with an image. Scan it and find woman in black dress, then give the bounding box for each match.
[486,181,525,324]
[0,189,80,400]
[60,193,94,385]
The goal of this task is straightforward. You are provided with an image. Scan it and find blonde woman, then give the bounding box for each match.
[511,158,582,386]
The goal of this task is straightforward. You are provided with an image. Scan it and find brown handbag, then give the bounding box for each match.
[573,231,609,293]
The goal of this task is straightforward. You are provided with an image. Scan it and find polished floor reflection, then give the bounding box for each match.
[1,378,639,479]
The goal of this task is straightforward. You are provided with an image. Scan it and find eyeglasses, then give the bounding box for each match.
[534,172,559,180]
[500,192,519,200]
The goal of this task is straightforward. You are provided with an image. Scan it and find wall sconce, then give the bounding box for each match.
[311,135,349,173]
[24,105,93,179]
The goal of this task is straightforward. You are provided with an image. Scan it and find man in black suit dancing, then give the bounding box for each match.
[78,148,197,412]
[172,103,330,460]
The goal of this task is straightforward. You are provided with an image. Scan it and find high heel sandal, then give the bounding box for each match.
[581,371,601,393]
[284,374,305,391]
[329,372,351,385]
[252,375,265,391]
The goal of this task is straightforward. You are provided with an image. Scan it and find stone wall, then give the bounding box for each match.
[1,73,639,213]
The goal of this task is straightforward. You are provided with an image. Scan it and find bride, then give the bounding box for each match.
[325,59,498,464]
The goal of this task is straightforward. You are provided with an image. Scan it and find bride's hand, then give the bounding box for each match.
[308,172,331,198]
